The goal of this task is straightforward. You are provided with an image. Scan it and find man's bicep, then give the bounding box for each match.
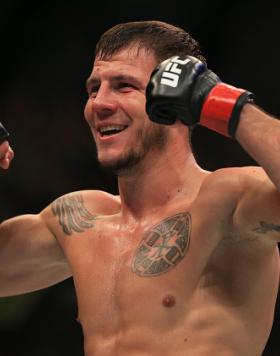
[233,169,280,244]
[0,213,70,296]
[0,213,60,258]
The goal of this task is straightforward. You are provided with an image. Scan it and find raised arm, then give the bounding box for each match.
[146,55,280,245]
[231,106,280,243]
[236,104,280,191]
[0,135,71,297]
[0,210,71,297]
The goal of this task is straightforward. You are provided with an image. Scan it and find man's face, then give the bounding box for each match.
[84,46,168,174]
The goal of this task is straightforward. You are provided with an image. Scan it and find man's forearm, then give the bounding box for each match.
[236,104,280,190]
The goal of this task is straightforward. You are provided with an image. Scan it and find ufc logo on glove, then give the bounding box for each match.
[160,57,191,87]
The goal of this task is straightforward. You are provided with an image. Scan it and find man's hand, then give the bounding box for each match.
[0,141,14,169]
[0,122,13,170]
[146,55,254,138]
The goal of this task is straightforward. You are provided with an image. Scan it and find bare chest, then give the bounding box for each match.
[57,206,279,343]
[64,210,217,276]
[61,210,222,310]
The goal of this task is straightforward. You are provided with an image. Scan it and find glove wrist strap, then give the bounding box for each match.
[199,83,254,138]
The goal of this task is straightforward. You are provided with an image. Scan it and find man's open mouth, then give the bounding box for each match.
[99,125,128,137]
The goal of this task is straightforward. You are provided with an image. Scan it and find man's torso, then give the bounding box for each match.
[50,170,280,356]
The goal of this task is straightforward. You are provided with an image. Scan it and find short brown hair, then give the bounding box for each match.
[94,20,206,65]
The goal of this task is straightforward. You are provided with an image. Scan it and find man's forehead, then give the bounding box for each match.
[91,47,157,78]
[95,44,154,63]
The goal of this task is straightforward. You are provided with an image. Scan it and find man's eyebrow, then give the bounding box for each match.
[85,74,142,90]
[111,74,142,85]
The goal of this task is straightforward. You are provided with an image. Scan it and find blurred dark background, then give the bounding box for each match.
[0,0,279,355]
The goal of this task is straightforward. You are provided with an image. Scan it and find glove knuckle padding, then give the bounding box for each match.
[146,56,207,125]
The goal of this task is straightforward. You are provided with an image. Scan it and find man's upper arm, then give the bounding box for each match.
[232,166,280,244]
[0,189,120,297]
[0,211,71,296]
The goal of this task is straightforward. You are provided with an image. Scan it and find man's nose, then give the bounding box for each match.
[91,87,118,116]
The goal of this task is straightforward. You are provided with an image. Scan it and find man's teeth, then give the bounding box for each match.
[99,125,127,135]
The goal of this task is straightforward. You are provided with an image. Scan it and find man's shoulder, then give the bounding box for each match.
[196,165,270,209]
[50,189,121,216]
[194,166,273,241]
[203,165,268,190]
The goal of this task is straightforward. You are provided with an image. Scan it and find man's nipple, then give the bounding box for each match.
[162,294,176,308]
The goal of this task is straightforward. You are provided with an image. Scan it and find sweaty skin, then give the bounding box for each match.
[48,183,279,356]
[0,46,279,356]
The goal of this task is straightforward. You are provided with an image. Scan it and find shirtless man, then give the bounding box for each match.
[0,20,279,356]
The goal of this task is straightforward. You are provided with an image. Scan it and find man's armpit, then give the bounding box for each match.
[51,193,97,235]
[252,220,280,243]
[253,221,280,234]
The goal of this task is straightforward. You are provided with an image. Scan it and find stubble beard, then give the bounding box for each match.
[97,123,168,176]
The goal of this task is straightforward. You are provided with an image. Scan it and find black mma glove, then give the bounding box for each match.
[146,55,254,138]
[0,122,9,142]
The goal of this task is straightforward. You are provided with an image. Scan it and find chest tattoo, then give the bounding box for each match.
[132,212,191,277]
[51,193,97,235]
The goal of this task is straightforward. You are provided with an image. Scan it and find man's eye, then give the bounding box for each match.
[88,86,99,97]
[118,83,135,90]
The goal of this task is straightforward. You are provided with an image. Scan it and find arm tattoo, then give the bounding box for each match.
[132,212,191,277]
[51,193,97,235]
[253,221,280,234]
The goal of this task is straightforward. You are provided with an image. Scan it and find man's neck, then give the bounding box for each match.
[117,142,208,222]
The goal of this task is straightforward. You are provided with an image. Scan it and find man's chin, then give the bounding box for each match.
[96,124,168,175]
[98,154,141,176]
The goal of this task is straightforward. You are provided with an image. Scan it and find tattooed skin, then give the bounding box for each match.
[132,212,191,277]
[253,221,280,234]
[51,193,97,235]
